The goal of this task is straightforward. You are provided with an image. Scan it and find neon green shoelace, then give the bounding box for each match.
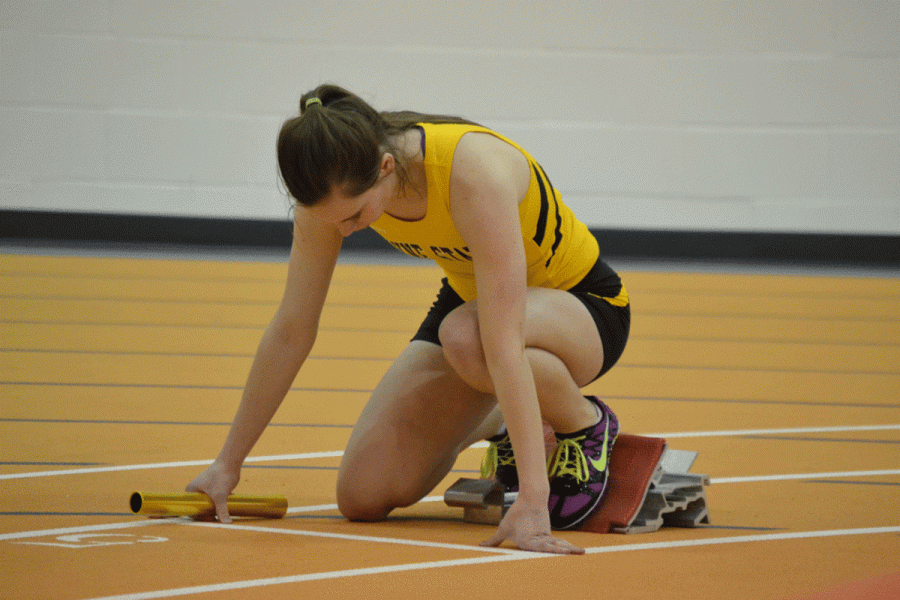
[480,437,515,479]
[547,436,590,483]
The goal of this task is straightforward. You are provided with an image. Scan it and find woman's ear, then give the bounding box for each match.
[380,153,395,178]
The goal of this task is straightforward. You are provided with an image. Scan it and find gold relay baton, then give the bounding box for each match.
[130,492,288,520]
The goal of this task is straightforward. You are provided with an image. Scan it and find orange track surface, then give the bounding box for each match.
[2,252,898,600]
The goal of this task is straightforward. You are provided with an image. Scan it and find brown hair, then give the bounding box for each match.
[277,84,480,207]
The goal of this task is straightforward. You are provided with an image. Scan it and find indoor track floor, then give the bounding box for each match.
[2,247,899,600]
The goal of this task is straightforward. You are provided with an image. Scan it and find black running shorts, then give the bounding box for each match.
[411,258,630,382]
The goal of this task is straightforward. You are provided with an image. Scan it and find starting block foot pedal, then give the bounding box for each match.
[444,434,711,534]
[579,434,711,534]
[443,478,517,525]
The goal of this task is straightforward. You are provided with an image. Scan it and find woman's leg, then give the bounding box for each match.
[337,287,614,522]
[336,340,496,521]
[439,287,605,434]
[439,287,622,530]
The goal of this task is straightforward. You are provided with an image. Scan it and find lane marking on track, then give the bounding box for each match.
[644,424,900,439]
[286,495,443,515]
[6,469,898,545]
[713,469,900,484]
[0,497,446,543]
[0,452,344,480]
[287,503,340,514]
[2,424,896,481]
[0,519,171,541]
[287,467,900,517]
[185,521,522,554]
[583,526,900,554]
[77,526,900,600]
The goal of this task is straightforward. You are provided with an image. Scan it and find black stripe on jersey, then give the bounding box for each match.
[534,162,563,267]
[531,162,549,246]
[547,191,563,267]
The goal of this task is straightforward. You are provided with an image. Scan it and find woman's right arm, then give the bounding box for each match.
[186,211,343,522]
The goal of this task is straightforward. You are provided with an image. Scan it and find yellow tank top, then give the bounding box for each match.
[369,123,600,302]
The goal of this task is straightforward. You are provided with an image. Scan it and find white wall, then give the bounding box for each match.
[1,0,898,234]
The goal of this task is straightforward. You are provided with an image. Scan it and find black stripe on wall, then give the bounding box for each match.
[1,210,295,248]
[2,209,898,266]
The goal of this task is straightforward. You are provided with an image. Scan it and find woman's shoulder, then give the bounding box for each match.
[450,131,531,201]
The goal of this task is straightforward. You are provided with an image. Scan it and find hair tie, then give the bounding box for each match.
[304,97,323,110]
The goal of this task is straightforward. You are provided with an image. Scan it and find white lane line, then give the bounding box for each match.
[6,466,896,545]
[713,469,900,484]
[0,518,171,541]
[245,452,343,461]
[287,469,900,516]
[2,424,896,481]
[0,499,448,543]
[285,495,443,515]
[82,553,546,600]
[287,503,338,514]
[0,497,444,544]
[645,424,900,439]
[79,526,900,600]
[585,526,900,554]
[0,451,344,480]
[185,521,522,555]
[0,507,520,557]
[0,460,215,480]
[472,424,900,447]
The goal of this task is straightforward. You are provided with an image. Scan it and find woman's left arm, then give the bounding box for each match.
[449,133,583,555]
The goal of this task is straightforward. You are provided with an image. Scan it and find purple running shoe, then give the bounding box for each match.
[547,396,619,530]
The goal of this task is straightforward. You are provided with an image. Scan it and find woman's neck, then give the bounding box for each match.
[386,129,428,221]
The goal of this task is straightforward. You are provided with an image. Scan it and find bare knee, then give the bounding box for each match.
[438,308,492,392]
[337,490,392,522]
[336,460,427,521]
[336,471,395,521]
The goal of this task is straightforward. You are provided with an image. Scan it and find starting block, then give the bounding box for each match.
[444,434,710,534]
[443,478,517,524]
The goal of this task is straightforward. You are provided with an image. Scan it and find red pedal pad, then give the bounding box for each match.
[577,434,666,533]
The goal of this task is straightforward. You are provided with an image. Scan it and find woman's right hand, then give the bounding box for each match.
[185,459,241,523]
[480,496,584,555]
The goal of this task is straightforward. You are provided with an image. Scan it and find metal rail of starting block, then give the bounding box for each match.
[617,448,710,534]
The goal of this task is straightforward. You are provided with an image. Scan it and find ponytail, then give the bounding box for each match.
[278,84,384,206]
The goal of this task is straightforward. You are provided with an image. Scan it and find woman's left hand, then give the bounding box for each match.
[479,498,585,555]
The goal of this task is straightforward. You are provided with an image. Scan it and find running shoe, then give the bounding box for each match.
[480,422,559,492]
[480,430,518,491]
[546,396,619,530]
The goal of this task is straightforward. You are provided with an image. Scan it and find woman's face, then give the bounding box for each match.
[306,153,396,237]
